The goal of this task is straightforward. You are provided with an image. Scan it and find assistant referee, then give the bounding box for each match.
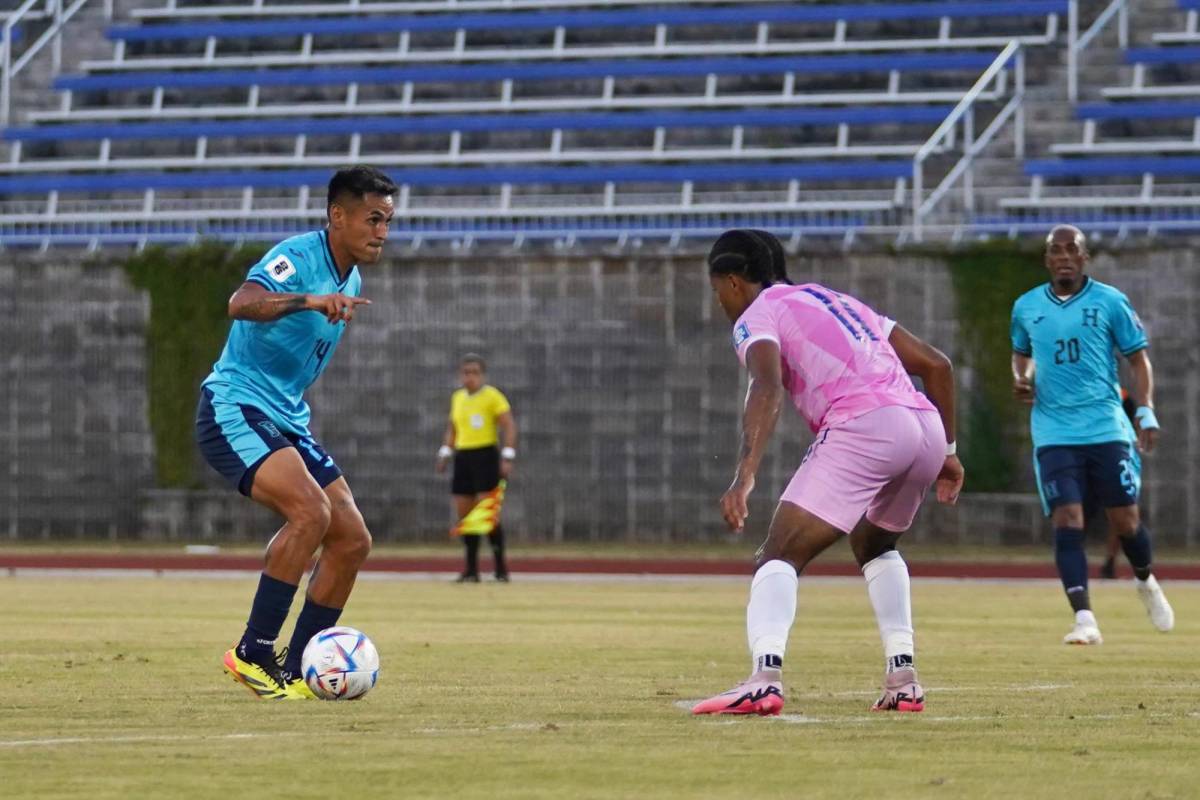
[435,353,517,582]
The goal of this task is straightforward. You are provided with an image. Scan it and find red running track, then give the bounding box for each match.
[1,552,1198,580]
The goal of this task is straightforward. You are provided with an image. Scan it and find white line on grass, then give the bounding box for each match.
[0,732,297,749]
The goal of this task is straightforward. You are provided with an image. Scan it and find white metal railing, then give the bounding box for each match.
[1,0,109,126]
[91,31,1061,73]
[3,140,932,173]
[910,40,1024,242]
[1066,0,1128,103]
[136,0,823,17]
[32,88,994,125]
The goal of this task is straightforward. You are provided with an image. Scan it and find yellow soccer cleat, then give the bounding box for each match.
[222,647,290,700]
[285,676,319,700]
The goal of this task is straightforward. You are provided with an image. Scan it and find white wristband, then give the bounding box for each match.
[945,441,957,457]
[501,447,517,461]
[437,445,453,459]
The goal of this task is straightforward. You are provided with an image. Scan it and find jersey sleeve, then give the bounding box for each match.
[490,388,512,416]
[733,301,781,366]
[877,316,898,340]
[1110,291,1149,355]
[1010,300,1032,356]
[245,246,310,294]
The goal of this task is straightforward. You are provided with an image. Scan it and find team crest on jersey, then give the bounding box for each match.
[267,254,297,283]
[733,322,751,347]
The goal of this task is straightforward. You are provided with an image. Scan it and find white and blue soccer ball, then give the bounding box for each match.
[301,626,380,701]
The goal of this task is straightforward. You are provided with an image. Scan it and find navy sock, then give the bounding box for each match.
[238,573,298,661]
[283,597,343,677]
[1054,527,1090,610]
[1120,524,1154,582]
[489,525,508,576]
[463,535,481,576]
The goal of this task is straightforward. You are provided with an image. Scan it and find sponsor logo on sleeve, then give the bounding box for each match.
[267,254,297,283]
[733,322,751,347]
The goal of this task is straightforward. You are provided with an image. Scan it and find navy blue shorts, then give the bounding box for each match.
[1034,441,1141,516]
[195,387,343,496]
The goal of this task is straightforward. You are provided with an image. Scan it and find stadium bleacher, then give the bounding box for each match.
[989,0,1200,236]
[0,0,1066,246]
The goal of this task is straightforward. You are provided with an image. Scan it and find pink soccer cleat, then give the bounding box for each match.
[691,669,784,716]
[871,667,925,712]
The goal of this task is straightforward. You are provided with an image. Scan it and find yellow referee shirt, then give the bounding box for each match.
[450,385,511,450]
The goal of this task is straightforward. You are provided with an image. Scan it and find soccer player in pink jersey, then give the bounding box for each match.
[692,230,965,716]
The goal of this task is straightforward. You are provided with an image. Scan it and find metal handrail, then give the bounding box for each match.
[911,40,1023,242]
[1067,0,1128,103]
[2,0,107,127]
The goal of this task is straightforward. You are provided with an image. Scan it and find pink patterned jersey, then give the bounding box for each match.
[733,283,937,433]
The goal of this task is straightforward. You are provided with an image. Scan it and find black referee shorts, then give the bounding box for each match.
[452,445,501,495]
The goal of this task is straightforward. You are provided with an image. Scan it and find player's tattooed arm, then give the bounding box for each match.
[228,283,371,323]
[721,340,783,532]
[227,282,310,321]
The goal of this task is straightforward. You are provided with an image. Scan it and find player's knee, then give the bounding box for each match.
[289,492,332,539]
[1051,505,1084,529]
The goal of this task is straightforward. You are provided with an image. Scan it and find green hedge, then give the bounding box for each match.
[943,241,1047,491]
[121,242,267,487]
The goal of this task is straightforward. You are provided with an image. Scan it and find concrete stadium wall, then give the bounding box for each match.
[2,248,1196,547]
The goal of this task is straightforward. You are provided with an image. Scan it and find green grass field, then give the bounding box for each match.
[2,574,1197,799]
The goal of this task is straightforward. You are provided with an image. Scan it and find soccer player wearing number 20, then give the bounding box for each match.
[1011,225,1174,646]
[692,230,964,717]
[196,165,398,699]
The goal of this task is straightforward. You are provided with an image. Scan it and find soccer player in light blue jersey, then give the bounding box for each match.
[1011,225,1174,646]
[196,165,398,699]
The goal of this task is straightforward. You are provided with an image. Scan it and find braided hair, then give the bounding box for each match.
[707,229,791,286]
[745,228,792,285]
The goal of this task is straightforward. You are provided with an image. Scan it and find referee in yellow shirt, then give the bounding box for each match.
[436,353,517,582]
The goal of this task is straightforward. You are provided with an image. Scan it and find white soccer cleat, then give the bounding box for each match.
[1063,623,1103,645]
[1136,575,1175,632]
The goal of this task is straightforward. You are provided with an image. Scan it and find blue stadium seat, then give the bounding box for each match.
[1076,102,1200,121]
[105,2,1070,42]
[54,51,1001,93]
[1,105,954,143]
[0,161,912,194]
[1125,46,1200,65]
[1024,157,1200,178]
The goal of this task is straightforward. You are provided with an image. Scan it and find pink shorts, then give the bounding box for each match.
[781,406,946,534]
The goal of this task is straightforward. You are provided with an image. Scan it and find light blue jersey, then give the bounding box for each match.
[201,230,361,436]
[1010,276,1147,449]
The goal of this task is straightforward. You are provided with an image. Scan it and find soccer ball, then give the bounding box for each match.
[301,626,380,701]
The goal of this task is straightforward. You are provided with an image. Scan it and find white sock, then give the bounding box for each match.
[746,559,798,675]
[1075,609,1098,627]
[862,550,914,671]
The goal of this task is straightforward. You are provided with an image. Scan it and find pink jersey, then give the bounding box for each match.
[733,283,937,433]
